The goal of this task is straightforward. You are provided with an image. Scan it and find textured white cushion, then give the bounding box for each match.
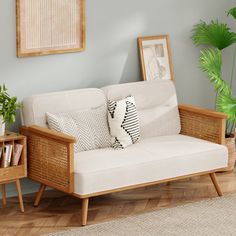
[108,96,141,149]
[46,106,111,153]
[102,80,181,139]
[74,135,228,195]
[21,88,106,127]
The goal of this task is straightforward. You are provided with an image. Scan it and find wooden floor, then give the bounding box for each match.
[1,170,236,236]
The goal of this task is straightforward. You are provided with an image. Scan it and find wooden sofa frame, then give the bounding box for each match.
[21,104,227,226]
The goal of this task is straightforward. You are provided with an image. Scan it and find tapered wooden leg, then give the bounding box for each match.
[1,184,7,205]
[34,184,46,207]
[16,179,24,212]
[210,173,223,197]
[81,198,89,226]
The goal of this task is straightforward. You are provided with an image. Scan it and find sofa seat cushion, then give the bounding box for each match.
[74,135,228,196]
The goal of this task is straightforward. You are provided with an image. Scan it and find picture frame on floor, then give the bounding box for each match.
[138,35,174,81]
[16,0,85,57]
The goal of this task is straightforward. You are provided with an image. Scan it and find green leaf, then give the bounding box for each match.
[228,7,236,19]
[199,48,236,125]
[217,94,236,123]
[192,20,236,50]
[0,85,21,126]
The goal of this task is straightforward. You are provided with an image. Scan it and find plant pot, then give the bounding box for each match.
[223,135,236,172]
[0,116,5,136]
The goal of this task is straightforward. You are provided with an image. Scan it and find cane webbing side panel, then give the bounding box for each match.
[22,127,74,193]
[179,105,226,145]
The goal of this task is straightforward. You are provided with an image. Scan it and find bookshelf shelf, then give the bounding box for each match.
[0,131,27,212]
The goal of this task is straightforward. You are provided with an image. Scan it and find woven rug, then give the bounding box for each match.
[46,194,236,236]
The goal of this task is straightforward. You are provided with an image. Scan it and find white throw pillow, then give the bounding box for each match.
[46,105,111,153]
[108,96,141,149]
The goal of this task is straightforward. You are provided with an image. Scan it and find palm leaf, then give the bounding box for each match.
[199,48,236,124]
[228,7,236,19]
[217,94,236,123]
[192,20,236,50]
[199,48,231,95]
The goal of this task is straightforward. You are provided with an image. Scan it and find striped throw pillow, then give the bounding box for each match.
[108,96,141,149]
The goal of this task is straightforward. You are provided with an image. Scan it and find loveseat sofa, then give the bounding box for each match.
[21,80,228,226]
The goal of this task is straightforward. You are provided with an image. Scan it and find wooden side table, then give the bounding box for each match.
[0,132,27,212]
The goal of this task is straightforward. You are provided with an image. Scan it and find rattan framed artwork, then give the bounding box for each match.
[138,35,174,81]
[16,0,85,57]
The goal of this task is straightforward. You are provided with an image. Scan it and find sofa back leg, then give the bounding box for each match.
[81,198,89,226]
[209,173,223,197]
[34,184,46,207]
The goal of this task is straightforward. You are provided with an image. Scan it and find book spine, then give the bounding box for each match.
[4,146,9,168]
[7,145,13,167]
[13,144,23,166]
[0,147,2,164]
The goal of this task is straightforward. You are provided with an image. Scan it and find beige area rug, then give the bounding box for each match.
[46,194,236,236]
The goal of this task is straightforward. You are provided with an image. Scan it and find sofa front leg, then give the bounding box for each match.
[34,184,46,207]
[209,173,223,197]
[81,198,89,226]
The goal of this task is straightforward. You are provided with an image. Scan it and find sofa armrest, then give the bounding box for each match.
[179,104,227,145]
[21,125,76,193]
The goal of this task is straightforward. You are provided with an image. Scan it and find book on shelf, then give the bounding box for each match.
[3,147,7,167]
[0,147,2,164]
[13,143,23,166]
[3,144,13,168]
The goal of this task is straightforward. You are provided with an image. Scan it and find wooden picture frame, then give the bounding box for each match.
[16,0,85,57]
[138,35,174,81]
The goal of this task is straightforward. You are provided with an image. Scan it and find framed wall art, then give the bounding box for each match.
[138,35,174,81]
[16,0,85,57]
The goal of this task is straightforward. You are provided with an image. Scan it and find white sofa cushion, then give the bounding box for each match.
[21,88,106,127]
[46,105,111,153]
[102,80,181,139]
[108,96,141,149]
[74,135,228,195]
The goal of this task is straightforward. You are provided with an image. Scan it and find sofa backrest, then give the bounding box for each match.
[21,88,106,127]
[21,80,181,139]
[102,80,181,139]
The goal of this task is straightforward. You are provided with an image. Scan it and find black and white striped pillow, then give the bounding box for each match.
[108,96,141,149]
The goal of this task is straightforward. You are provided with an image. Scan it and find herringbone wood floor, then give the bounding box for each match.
[0,170,236,236]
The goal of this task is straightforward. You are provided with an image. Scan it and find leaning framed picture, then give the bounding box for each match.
[16,0,85,57]
[138,35,174,81]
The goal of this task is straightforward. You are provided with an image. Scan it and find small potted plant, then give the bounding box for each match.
[0,85,21,136]
[192,7,236,171]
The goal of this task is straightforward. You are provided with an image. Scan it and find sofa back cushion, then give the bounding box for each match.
[21,88,106,127]
[102,80,181,139]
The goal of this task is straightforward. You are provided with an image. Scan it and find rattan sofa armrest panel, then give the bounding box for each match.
[179,104,226,145]
[27,125,76,143]
[179,104,227,119]
[21,126,76,193]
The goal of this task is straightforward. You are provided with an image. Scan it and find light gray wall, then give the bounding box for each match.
[0,0,236,197]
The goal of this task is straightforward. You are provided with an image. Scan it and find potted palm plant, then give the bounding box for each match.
[192,7,236,171]
[0,85,21,136]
